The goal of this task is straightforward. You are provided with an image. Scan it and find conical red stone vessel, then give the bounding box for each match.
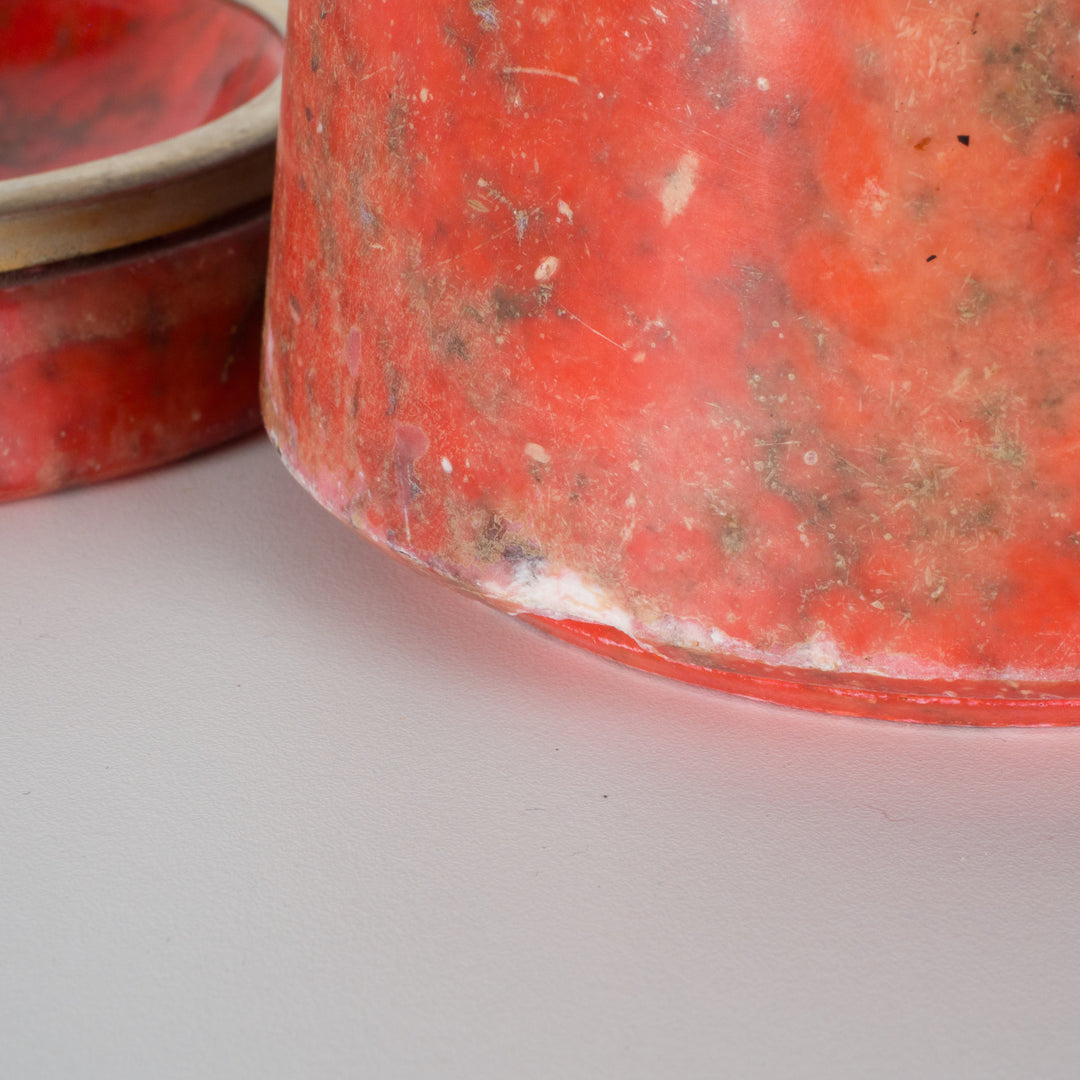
[264,0,1080,724]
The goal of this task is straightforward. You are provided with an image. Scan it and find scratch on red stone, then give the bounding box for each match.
[502,66,580,84]
[393,423,429,542]
[345,327,362,377]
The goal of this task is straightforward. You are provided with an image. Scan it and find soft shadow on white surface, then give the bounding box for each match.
[2,436,1079,1079]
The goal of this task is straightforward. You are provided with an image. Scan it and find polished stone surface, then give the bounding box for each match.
[265,0,1080,721]
[0,209,268,500]
[0,0,284,501]
[0,0,282,180]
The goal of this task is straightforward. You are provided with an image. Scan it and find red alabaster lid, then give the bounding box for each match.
[0,0,286,272]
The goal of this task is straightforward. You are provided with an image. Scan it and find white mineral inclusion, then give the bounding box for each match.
[441,456,453,474]
[534,255,560,282]
[756,76,770,91]
[504,567,638,637]
[488,563,966,682]
[660,151,699,225]
[524,442,552,465]
[858,177,890,217]
[804,450,818,466]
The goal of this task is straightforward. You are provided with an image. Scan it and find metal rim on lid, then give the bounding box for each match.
[0,0,287,274]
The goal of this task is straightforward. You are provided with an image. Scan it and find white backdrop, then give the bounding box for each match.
[3,435,1078,1078]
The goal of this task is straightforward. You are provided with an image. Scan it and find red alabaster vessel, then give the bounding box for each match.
[264,0,1080,724]
[0,0,285,500]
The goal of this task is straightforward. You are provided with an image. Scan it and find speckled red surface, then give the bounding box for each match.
[0,209,268,500]
[264,0,1080,723]
[0,0,282,500]
[0,0,282,180]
